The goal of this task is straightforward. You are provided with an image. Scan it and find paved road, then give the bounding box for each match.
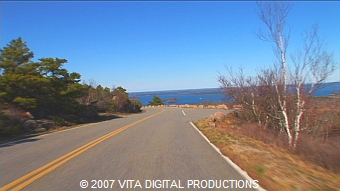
[1,108,259,191]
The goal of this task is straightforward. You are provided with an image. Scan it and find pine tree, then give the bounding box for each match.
[0,37,41,109]
[148,95,164,106]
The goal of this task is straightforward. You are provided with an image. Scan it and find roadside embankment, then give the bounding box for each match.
[195,111,340,191]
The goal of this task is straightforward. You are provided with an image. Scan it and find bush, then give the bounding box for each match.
[0,111,22,137]
[148,95,164,106]
[215,110,340,173]
[13,97,37,109]
[295,134,340,173]
[53,117,65,126]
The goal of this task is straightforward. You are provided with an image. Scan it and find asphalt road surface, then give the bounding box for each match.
[1,108,260,191]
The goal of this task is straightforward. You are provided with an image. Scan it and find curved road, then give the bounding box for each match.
[1,108,259,190]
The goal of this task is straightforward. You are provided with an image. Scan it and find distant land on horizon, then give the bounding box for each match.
[129,87,223,96]
[129,82,340,106]
[129,81,340,96]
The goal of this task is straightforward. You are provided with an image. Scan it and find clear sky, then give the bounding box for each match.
[1,1,339,92]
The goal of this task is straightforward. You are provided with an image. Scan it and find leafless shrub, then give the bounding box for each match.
[219,2,337,148]
[295,134,340,173]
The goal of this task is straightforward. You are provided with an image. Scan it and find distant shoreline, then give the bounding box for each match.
[130,82,340,106]
[129,88,223,96]
[129,82,340,95]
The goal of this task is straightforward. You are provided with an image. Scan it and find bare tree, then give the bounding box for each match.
[290,25,336,147]
[257,2,336,147]
[218,67,262,124]
[79,79,98,106]
[219,2,336,148]
[112,86,129,112]
[256,1,294,146]
[219,67,283,132]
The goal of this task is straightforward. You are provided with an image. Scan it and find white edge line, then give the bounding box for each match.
[182,110,186,116]
[189,122,266,191]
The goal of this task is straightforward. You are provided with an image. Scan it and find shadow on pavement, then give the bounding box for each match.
[95,114,122,122]
[0,138,40,148]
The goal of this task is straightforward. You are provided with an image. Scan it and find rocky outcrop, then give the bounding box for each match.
[2,107,34,122]
[216,104,229,110]
[165,98,178,103]
[209,112,225,122]
[207,112,226,127]
[22,120,56,133]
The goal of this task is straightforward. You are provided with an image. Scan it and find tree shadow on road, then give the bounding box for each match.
[0,112,143,147]
[0,138,40,148]
[95,113,122,122]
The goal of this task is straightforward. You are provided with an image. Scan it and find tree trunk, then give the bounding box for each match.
[251,93,261,124]
[292,85,305,148]
[274,84,292,146]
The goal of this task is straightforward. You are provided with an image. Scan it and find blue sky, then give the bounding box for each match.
[2,1,339,92]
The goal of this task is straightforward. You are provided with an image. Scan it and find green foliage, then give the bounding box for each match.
[0,111,21,137]
[255,165,265,178]
[127,98,142,113]
[0,37,87,116]
[0,38,41,108]
[109,86,142,113]
[13,97,37,108]
[0,37,34,75]
[148,95,164,106]
[105,102,116,112]
[112,86,129,112]
[0,37,142,137]
[53,117,65,126]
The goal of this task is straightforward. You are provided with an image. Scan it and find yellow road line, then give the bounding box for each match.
[1,110,165,191]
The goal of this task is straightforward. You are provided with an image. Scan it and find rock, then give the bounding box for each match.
[217,104,228,110]
[22,120,36,133]
[165,98,178,103]
[24,112,34,119]
[210,112,225,122]
[3,107,34,121]
[34,127,47,133]
[22,119,56,133]
[40,120,56,130]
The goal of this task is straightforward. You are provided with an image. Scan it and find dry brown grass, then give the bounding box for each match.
[195,118,340,191]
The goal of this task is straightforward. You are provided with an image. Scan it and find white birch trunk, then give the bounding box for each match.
[279,34,292,146]
[251,92,261,124]
[275,83,292,146]
[293,83,305,148]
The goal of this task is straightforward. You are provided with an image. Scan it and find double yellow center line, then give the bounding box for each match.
[1,109,165,191]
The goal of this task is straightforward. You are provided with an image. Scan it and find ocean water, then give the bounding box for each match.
[135,93,227,106]
[311,84,340,96]
[130,83,340,106]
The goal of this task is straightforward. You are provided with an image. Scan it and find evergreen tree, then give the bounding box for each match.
[0,37,34,75]
[0,37,41,109]
[0,37,143,137]
[0,38,85,116]
[37,57,84,115]
[148,95,164,106]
